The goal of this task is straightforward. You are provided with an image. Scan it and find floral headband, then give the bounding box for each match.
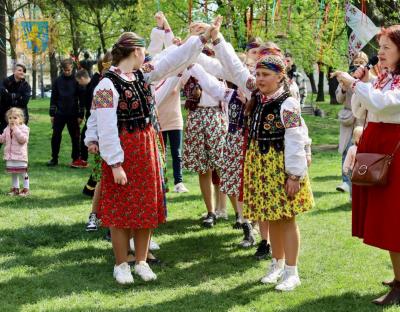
[256,55,286,74]
[114,37,146,49]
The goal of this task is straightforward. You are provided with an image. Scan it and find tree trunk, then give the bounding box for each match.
[49,50,58,85]
[32,55,37,99]
[327,67,339,104]
[306,72,317,94]
[0,1,7,80]
[68,8,79,59]
[95,10,107,53]
[316,64,325,102]
[7,13,16,64]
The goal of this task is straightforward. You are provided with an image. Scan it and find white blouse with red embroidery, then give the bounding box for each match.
[352,71,400,123]
[84,35,206,166]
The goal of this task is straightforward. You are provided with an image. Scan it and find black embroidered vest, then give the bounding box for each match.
[228,89,245,133]
[248,90,289,153]
[104,70,158,133]
[183,76,202,111]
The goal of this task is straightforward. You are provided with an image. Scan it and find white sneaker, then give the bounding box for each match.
[134,261,157,281]
[336,182,350,193]
[130,239,160,252]
[113,262,134,285]
[275,267,301,291]
[260,258,285,284]
[215,210,228,220]
[174,182,189,193]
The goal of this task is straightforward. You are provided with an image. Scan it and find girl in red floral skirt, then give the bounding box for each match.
[93,30,209,284]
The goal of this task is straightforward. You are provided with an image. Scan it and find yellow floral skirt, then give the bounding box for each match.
[243,142,314,221]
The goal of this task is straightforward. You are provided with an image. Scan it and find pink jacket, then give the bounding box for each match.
[0,125,29,162]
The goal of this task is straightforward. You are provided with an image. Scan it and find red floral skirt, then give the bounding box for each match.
[98,125,166,229]
[352,122,400,252]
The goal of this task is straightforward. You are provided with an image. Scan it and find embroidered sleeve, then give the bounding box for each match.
[93,89,114,109]
[94,78,124,165]
[281,97,308,177]
[282,109,302,128]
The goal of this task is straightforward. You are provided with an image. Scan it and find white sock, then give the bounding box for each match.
[284,264,298,275]
[11,174,19,188]
[272,258,285,269]
[23,173,29,189]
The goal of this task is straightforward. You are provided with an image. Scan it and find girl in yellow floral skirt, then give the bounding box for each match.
[242,55,314,291]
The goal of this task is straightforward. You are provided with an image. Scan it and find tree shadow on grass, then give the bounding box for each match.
[312,175,342,182]
[310,203,350,215]
[312,191,338,199]
[0,223,102,252]
[0,221,265,309]
[281,292,386,312]
[166,193,203,204]
[0,193,90,209]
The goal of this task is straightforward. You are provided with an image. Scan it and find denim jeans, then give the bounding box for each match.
[162,130,183,185]
[341,139,353,186]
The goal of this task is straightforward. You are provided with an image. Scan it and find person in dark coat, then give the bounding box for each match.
[0,63,31,133]
[47,58,84,167]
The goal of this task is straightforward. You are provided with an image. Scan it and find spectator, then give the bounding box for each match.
[75,69,92,168]
[335,52,368,193]
[0,63,31,133]
[47,58,83,167]
[285,52,307,107]
[79,52,97,77]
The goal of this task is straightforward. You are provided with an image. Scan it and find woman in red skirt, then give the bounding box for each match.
[334,25,400,305]
[92,30,210,284]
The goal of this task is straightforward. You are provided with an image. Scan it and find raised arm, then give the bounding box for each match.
[188,63,234,103]
[352,80,400,114]
[145,35,207,83]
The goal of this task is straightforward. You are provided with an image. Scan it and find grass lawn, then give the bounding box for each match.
[0,98,399,312]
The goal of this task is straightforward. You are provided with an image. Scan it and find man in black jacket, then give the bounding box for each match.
[0,63,31,133]
[47,58,84,167]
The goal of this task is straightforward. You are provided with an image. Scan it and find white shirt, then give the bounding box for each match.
[351,72,400,124]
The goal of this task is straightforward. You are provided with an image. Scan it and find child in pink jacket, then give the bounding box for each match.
[0,107,30,196]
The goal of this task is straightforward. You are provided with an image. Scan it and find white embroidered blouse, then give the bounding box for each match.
[84,35,205,166]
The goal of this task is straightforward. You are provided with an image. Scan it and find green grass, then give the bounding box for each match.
[0,99,399,312]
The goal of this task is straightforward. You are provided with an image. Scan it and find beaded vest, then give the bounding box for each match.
[248,90,290,153]
[104,70,158,133]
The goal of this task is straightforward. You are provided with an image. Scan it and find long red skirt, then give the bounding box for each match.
[98,125,166,229]
[352,122,400,252]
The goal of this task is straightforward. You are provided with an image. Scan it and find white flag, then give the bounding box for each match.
[345,2,379,57]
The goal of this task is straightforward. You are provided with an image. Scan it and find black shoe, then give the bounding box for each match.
[104,229,111,242]
[82,185,95,197]
[46,159,58,166]
[202,212,216,228]
[254,239,271,260]
[238,222,256,248]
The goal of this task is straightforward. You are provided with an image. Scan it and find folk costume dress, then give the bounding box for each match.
[181,63,229,175]
[188,63,245,197]
[92,35,206,229]
[351,71,400,252]
[242,87,313,221]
